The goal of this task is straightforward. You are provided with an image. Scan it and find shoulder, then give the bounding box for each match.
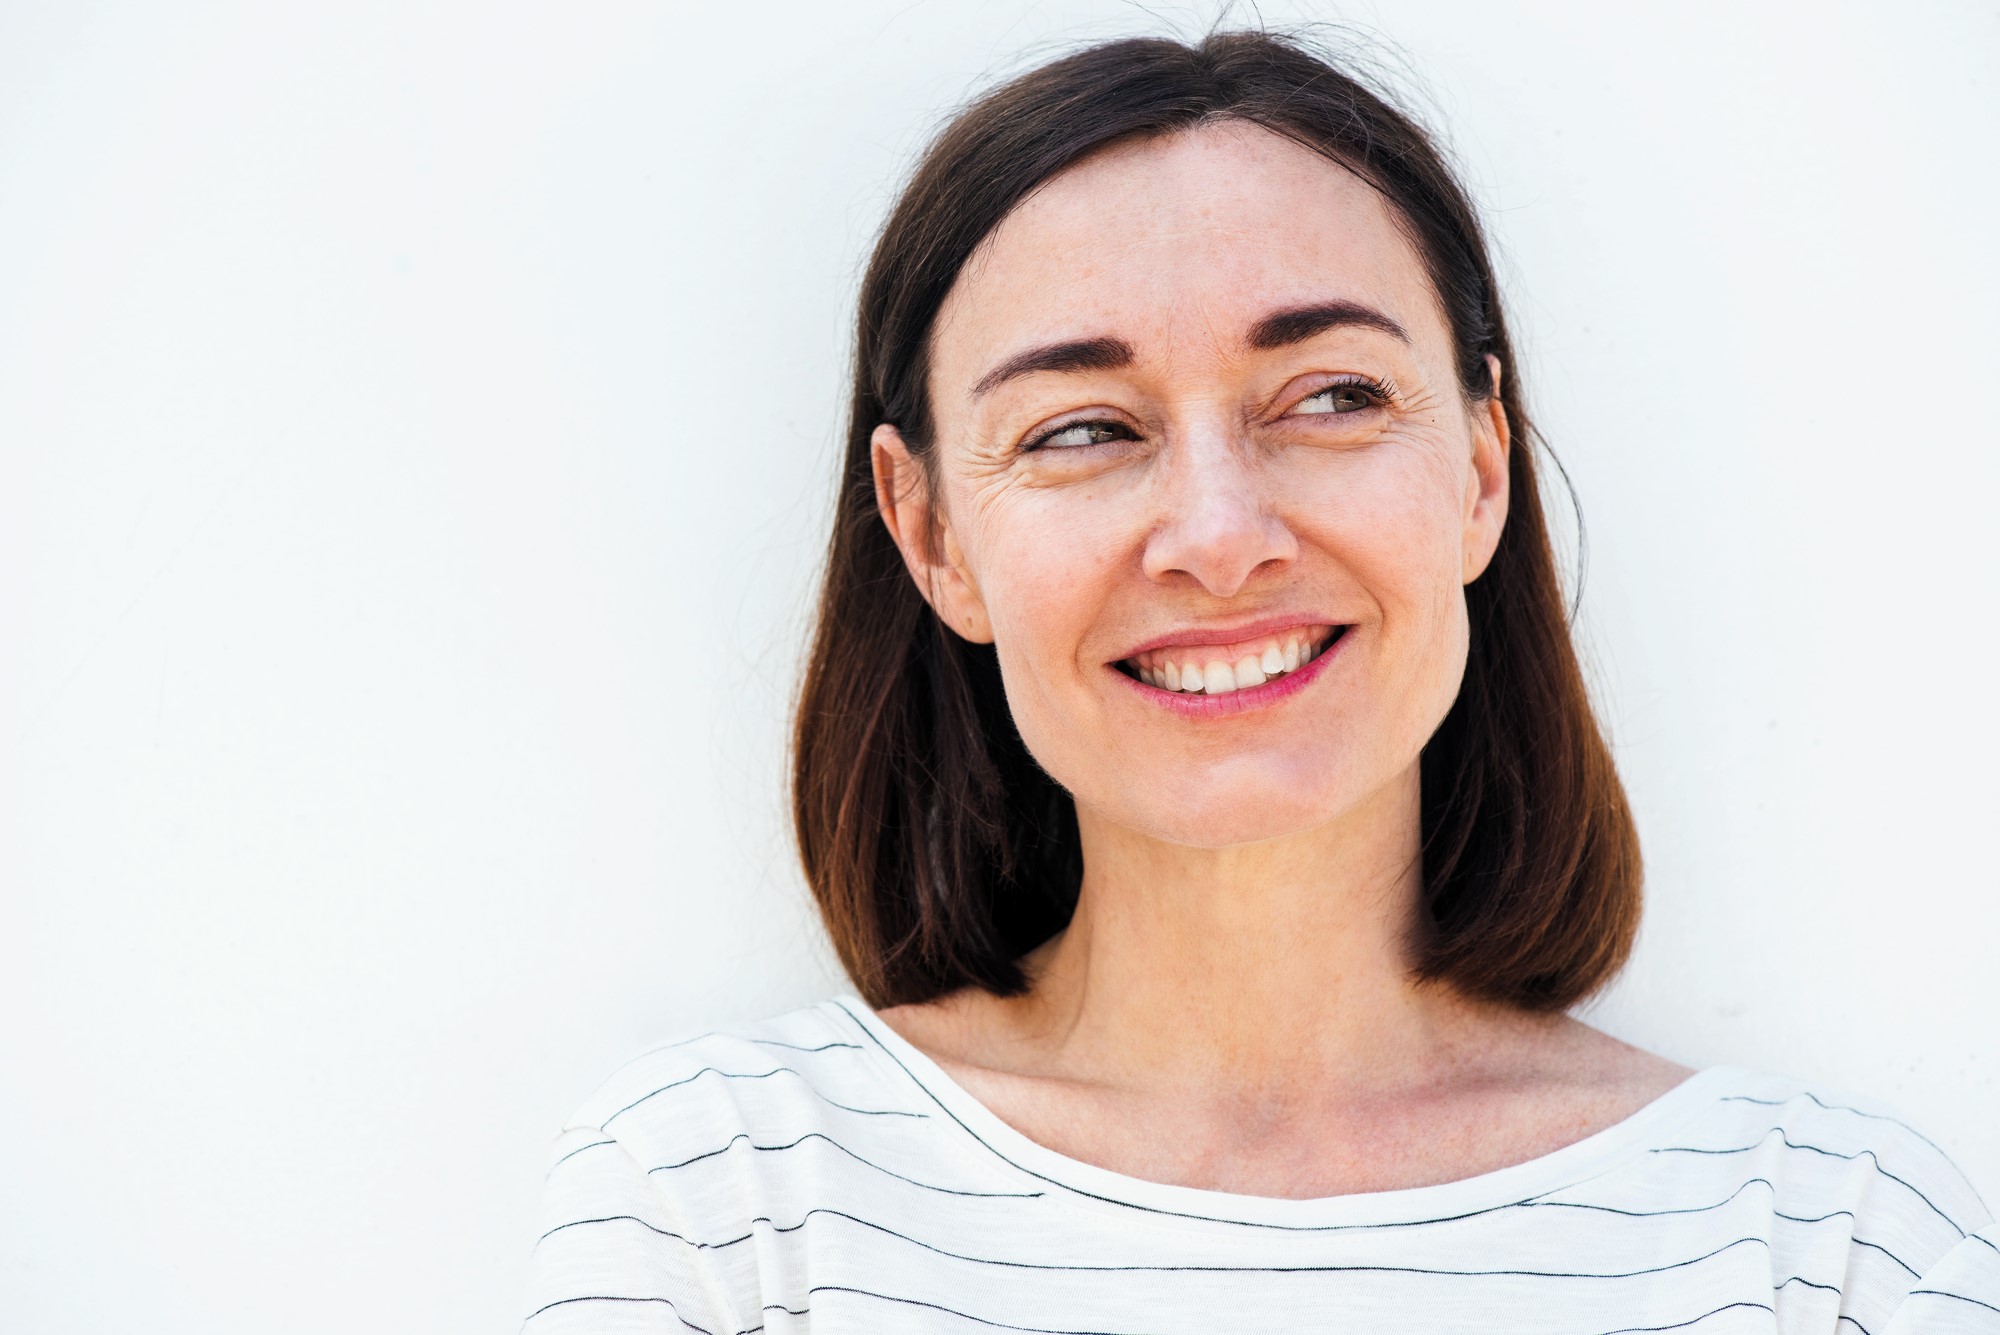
[1655,1066,1994,1296]
[526,1000,911,1330]
[551,995,921,1171]
[1528,1064,1995,1329]
[1677,1066,1990,1225]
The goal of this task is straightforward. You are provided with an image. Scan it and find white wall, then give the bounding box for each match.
[4,2,1994,1330]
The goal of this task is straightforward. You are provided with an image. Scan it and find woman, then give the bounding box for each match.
[523,30,1995,1333]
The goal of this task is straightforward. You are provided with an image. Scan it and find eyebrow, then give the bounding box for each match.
[1245,299,1410,350]
[967,300,1409,399]
[970,336,1134,398]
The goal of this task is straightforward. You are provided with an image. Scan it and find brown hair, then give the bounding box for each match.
[791,28,1641,1013]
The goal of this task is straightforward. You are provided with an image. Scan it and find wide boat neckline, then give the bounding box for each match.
[829,993,1739,1231]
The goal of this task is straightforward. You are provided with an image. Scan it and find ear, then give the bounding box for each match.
[1462,354,1512,584]
[870,423,995,643]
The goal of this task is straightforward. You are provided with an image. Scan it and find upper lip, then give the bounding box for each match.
[1112,615,1348,662]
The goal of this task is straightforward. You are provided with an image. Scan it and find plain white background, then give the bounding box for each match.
[4,1,1995,1329]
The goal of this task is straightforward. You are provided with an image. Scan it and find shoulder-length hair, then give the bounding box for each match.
[791,29,1641,1013]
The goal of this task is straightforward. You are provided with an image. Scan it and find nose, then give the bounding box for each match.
[1139,429,1298,598]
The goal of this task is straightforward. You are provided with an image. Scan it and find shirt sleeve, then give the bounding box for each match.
[520,1124,743,1334]
[1884,1225,2000,1334]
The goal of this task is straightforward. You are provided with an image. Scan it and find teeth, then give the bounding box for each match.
[1128,626,1339,695]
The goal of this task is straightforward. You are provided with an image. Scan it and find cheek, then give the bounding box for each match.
[1293,442,1473,713]
[961,485,1130,682]
[1297,439,1467,607]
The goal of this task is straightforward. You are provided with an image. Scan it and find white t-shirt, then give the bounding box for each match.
[521,995,1998,1333]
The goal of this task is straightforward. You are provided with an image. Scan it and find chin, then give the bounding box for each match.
[1096,774,1367,849]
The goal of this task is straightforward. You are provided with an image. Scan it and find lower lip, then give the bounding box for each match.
[1111,628,1348,718]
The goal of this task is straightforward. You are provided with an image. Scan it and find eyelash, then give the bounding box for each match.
[1293,373,1399,416]
[1021,374,1398,452]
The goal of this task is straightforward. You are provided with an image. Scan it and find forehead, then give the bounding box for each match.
[930,121,1442,385]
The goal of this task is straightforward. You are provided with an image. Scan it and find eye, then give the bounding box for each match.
[1290,378,1391,416]
[1026,419,1136,451]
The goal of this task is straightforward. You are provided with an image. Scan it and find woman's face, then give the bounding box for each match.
[875,121,1510,848]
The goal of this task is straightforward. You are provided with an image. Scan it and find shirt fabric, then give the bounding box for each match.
[521,994,1998,1334]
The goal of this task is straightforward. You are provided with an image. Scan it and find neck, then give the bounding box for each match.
[1012,761,1502,1098]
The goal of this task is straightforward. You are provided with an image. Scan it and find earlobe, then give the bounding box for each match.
[869,423,995,643]
[933,526,995,644]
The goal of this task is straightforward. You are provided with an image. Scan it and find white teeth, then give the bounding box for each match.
[1130,627,1339,695]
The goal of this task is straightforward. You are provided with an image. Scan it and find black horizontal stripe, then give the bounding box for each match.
[645,1129,1045,1199]
[538,1206,1778,1282]
[1532,1175,1872,1229]
[520,1292,731,1334]
[1595,1301,1774,1334]
[800,1285,1135,1334]
[631,1029,866,1061]
[1527,1175,1782,1220]
[750,1038,865,1053]
[600,1064,927,1127]
[1719,1092,1954,1161]
[1532,1180,1918,1277]
[544,1137,614,1177]
[1776,1275,1841,1296]
[536,1213,697,1248]
[1650,1127,1967,1236]
[788,1207,1776,1279]
[1851,1235,1921,1278]
[1908,1289,2000,1316]
[798,1229,1777,1281]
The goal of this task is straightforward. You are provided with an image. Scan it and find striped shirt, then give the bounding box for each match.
[522,994,1999,1333]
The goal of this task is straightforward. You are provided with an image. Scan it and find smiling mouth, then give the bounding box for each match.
[1115,624,1346,697]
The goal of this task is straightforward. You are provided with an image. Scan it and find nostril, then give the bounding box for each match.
[1139,508,1300,597]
